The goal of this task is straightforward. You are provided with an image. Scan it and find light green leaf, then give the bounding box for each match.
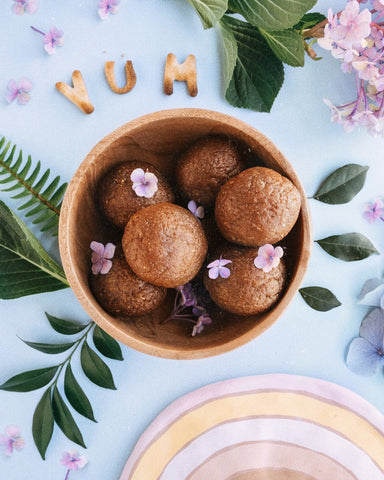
[0,366,58,392]
[186,0,228,28]
[299,286,341,311]
[33,388,54,460]
[219,18,238,88]
[52,386,86,448]
[316,233,379,261]
[259,28,305,67]
[0,200,69,299]
[80,341,116,390]
[93,326,124,361]
[220,15,284,112]
[228,0,316,30]
[45,312,89,335]
[64,364,96,422]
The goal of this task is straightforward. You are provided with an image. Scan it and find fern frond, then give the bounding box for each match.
[0,137,68,236]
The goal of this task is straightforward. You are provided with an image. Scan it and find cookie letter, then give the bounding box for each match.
[55,70,94,114]
[105,60,137,94]
[163,53,198,97]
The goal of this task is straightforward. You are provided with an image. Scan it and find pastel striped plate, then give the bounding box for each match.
[120,374,384,480]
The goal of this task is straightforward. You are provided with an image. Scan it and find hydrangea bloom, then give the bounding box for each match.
[60,450,87,471]
[5,78,32,105]
[12,0,38,15]
[187,200,204,219]
[130,168,158,198]
[90,241,115,275]
[254,244,284,273]
[31,26,64,55]
[207,256,232,279]
[0,426,25,456]
[363,197,384,223]
[98,0,120,20]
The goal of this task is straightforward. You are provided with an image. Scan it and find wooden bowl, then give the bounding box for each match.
[59,109,312,359]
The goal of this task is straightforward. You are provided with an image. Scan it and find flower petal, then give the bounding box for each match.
[12,3,25,15]
[19,77,33,92]
[208,267,219,280]
[91,259,103,275]
[90,241,105,256]
[219,266,231,278]
[346,337,384,375]
[143,182,158,198]
[12,437,25,452]
[358,278,384,307]
[130,168,145,183]
[5,425,21,438]
[132,183,148,197]
[16,92,31,105]
[195,206,205,219]
[25,0,38,14]
[188,200,197,214]
[100,259,113,274]
[7,79,18,93]
[219,258,232,266]
[207,259,220,269]
[103,242,116,259]
[359,308,384,350]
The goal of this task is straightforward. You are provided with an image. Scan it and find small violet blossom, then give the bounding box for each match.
[188,200,204,219]
[192,313,212,337]
[5,78,32,105]
[346,308,384,375]
[358,277,384,310]
[90,241,115,275]
[0,426,25,456]
[130,168,158,198]
[98,0,120,20]
[31,26,64,55]
[363,197,384,223]
[254,244,284,273]
[61,450,87,479]
[12,0,38,15]
[207,256,232,279]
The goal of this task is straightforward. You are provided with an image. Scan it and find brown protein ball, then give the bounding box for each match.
[97,161,175,230]
[204,246,286,316]
[122,203,208,288]
[176,135,245,206]
[215,167,301,246]
[91,250,167,316]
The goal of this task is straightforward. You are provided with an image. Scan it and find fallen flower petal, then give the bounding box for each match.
[98,0,120,20]
[130,168,158,198]
[254,244,283,273]
[12,0,38,15]
[0,425,25,456]
[5,78,32,105]
[90,241,115,275]
[60,450,88,471]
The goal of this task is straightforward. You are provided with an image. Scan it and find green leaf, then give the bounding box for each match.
[299,286,341,311]
[32,388,54,460]
[220,15,284,112]
[293,12,327,32]
[64,364,96,422]
[0,200,69,299]
[45,312,89,335]
[218,17,238,89]
[312,164,369,204]
[93,325,124,361]
[51,386,86,448]
[259,27,305,66]
[0,138,67,236]
[228,0,316,30]
[186,0,227,29]
[19,338,76,354]
[0,366,58,392]
[80,341,117,390]
[316,233,379,261]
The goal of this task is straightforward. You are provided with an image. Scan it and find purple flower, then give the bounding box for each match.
[12,0,38,15]
[60,450,87,472]
[358,278,384,310]
[0,426,25,456]
[90,241,115,275]
[192,313,212,336]
[31,26,64,55]
[5,78,32,105]
[207,256,232,279]
[188,200,204,219]
[98,0,120,20]
[176,283,196,307]
[363,197,384,223]
[347,308,384,375]
[254,244,284,273]
[130,168,158,198]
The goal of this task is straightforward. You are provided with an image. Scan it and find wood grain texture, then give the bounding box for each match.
[58,108,312,359]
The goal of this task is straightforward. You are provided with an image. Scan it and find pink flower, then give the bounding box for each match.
[98,0,120,20]
[5,78,32,105]
[130,168,158,198]
[60,450,87,472]
[363,198,384,223]
[337,1,371,49]
[12,0,38,15]
[43,27,64,55]
[187,200,204,219]
[254,244,284,273]
[207,256,232,279]
[90,241,115,275]
[0,426,25,456]
[192,313,212,336]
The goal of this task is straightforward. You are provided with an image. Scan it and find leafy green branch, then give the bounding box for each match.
[0,313,123,459]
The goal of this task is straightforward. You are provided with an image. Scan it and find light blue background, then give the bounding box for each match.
[1,0,384,478]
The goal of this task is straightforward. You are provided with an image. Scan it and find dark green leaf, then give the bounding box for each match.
[46,312,89,335]
[32,388,54,460]
[0,366,58,392]
[186,0,227,28]
[93,326,123,361]
[64,364,96,422]
[80,341,116,390]
[19,338,75,354]
[0,200,69,299]
[316,233,379,261]
[220,15,284,112]
[312,164,369,204]
[299,286,341,311]
[228,0,316,30]
[259,28,305,67]
[293,12,327,32]
[51,386,86,448]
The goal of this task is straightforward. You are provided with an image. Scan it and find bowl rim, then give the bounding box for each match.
[59,108,313,360]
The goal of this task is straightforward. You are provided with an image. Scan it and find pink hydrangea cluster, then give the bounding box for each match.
[318,0,384,135]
